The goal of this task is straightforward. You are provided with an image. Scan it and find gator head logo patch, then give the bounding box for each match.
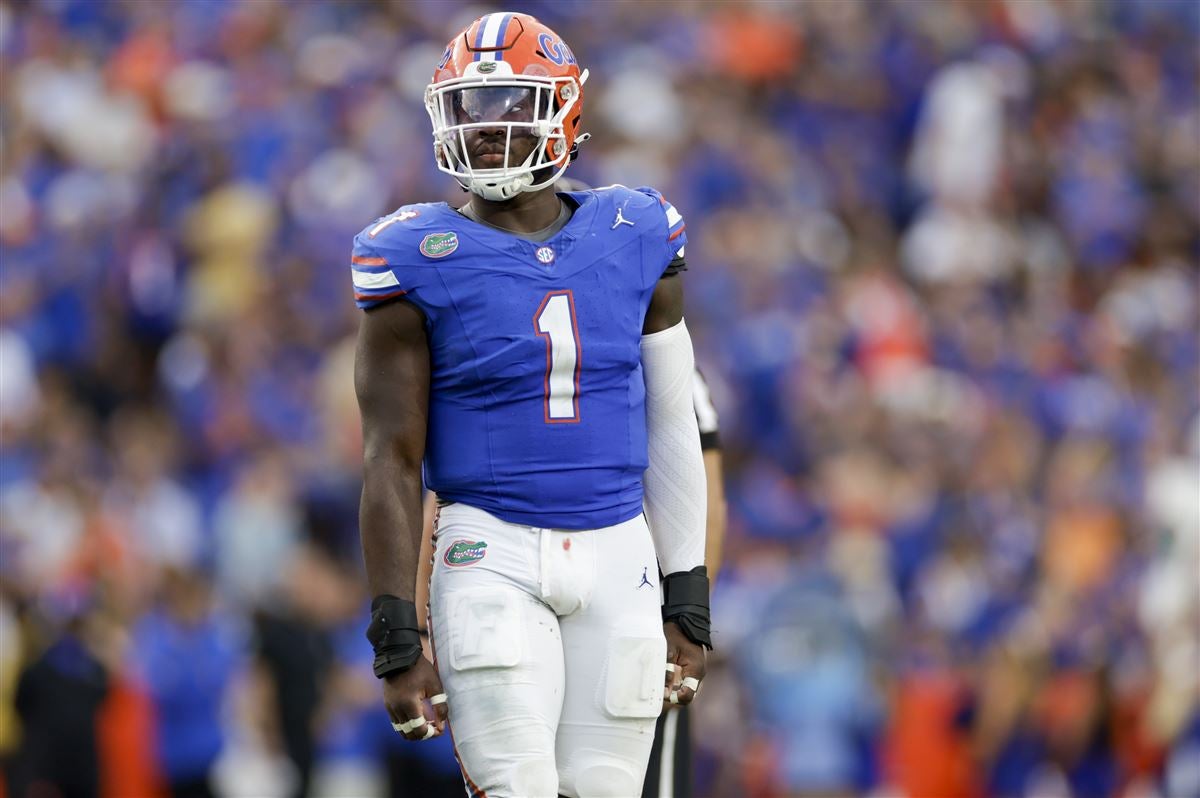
[444,540,487,567]
[421,232,459,258]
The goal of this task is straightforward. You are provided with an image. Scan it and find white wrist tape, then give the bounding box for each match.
[641,319,706,576]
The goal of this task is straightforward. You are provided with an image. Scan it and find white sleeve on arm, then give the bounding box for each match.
[641,318,707,575]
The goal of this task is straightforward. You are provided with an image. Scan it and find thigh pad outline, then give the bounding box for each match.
[602,634,667,719]
[447,588,523,672]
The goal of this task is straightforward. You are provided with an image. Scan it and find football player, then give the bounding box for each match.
[352,13,711,798]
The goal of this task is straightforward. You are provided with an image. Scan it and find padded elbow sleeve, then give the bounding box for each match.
[641,319,706,576]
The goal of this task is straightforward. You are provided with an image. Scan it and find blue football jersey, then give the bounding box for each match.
[350,186,688,530]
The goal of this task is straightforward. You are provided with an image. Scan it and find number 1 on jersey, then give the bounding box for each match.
[534,290,582,423]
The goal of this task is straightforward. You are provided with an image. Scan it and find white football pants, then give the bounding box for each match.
[428,502,667,798]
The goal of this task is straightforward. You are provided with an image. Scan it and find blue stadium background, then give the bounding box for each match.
[1,1,1197,797]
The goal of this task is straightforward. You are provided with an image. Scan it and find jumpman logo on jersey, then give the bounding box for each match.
[637,566,653,589]
[612,205,635,229]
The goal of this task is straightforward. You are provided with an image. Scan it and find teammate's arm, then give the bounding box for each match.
[355,299,448,741]
[703,449,726,580]
[414,491,437,632]
[692,371,727,580]
[642,274,709,706]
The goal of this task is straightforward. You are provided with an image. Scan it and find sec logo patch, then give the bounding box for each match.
[535,246,555,265]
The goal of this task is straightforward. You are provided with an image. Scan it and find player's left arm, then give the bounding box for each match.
[642,274,709,707]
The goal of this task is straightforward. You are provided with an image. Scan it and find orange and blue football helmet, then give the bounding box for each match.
[426,12,590,201]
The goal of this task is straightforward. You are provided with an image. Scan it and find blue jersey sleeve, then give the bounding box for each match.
[634,185,688,273]
[350,233,408,310]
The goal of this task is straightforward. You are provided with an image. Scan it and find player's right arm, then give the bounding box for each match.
[354,298,448,741]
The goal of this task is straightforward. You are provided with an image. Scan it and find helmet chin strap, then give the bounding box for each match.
[468,171,535,202]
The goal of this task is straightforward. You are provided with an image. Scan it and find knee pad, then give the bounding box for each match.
[510,759,559,798]
[572,756,642,798]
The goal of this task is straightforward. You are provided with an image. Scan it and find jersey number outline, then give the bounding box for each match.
[533,290,582,423]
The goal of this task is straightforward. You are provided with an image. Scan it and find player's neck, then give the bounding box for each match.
[464,188,563,235]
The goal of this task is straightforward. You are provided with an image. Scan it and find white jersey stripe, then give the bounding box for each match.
[665,205,683,227]
[352,269,400,290]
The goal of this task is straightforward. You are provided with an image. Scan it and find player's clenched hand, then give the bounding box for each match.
[382,656,449,741]
[664,620,706,708]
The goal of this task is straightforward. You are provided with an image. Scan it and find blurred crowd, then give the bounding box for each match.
[1,1,1197,797]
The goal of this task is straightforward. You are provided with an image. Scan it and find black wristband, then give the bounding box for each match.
[662,566,713,650]
[366,595,423,679]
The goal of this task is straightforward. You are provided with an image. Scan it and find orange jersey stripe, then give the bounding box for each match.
[668,223,687,241]
[352,255,388,266]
